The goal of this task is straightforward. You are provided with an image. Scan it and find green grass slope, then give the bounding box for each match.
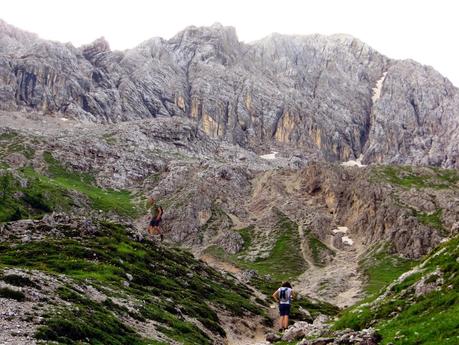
[204,209,307,284]
[0,221,265,344]
[360,243,417,297]
[333,235,459,345]
[375,165,459,190]
[0,149,139,222]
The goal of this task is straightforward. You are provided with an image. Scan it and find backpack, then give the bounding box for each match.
[279,287,289,302]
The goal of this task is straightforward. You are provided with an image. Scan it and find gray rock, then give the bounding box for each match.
[414,269,443,297]
[240,270,258,283]
[265,332,281,343]
[212,230,244,254]
[281,321,309,341]
[298,306,313,323]
[308,338,334,345]
[0,19,457,168]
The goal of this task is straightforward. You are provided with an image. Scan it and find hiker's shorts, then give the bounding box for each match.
[149,218,162,227]
[279,303,291,316]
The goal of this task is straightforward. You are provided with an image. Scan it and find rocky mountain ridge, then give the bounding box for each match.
[0,19,458,168]
[1,18,459,345]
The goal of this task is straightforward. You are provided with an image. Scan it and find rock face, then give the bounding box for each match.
[364,61,459,168]
[0,19,457,167]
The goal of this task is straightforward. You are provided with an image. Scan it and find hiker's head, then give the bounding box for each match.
[147,196,156,205]
[281,281,292,289]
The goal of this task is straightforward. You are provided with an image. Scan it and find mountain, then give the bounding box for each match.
[0,19,458,345]
[1,107,457,344]
[331,234,459,345]
[0,19,458,168]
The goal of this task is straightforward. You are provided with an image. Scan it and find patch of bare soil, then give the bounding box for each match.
[200,254,242,275]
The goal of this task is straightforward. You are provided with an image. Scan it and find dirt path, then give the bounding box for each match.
[227,326,269,345]
[294,231,365,308]
[199,251,277,345]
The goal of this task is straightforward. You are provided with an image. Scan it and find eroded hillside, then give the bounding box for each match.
[1,112,458,344]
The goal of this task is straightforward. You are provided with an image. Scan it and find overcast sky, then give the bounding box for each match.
[2,0,458,85]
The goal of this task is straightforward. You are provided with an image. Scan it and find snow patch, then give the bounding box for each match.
[333,226,349,234]
[60,117,69,122]
[372,72,387,103]
[342,236,354,246]
[341,154,366,167]
[333,226,354,245]
[260,151,278,160]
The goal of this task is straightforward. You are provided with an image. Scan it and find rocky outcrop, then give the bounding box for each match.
[0,19,457,167]
[294,163,458,258]
[270,320,381,345]
[298,328,381,345]
[364,60,459,167]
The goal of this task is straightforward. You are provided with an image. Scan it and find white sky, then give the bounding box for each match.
[2,0,458,86]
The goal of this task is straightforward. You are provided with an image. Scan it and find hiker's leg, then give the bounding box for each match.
[158,226,163,242]
[279,304,287,330]
[283,315,289,329]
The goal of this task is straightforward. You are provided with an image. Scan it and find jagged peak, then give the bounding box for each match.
[81,37,110,51]
[80,37,111,62]
[169,22,239,45]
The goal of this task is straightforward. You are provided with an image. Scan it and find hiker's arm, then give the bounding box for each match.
[272,290,279,303]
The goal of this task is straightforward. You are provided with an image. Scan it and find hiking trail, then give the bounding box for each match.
[294,225,365,308]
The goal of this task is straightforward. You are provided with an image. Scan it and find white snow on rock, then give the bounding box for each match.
[341,154,366,167]
[372,72,387,103]
[333,226,349,234]
[260,151,278,160]
[333,226,353,245]
[342,236,354,246]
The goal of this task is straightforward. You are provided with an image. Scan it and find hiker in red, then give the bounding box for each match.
[272,281,294,331]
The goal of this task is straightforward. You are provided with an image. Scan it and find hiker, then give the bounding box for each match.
[146,195,164,242]
[272,281,294,331]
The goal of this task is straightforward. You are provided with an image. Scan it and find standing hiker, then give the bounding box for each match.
[146,195,164,242]
[272,281,294,331]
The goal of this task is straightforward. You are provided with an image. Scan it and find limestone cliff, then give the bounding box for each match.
[0,19,458,167]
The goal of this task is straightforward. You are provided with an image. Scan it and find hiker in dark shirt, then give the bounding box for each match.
[146,196,164,242]
[272,281,294,331]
